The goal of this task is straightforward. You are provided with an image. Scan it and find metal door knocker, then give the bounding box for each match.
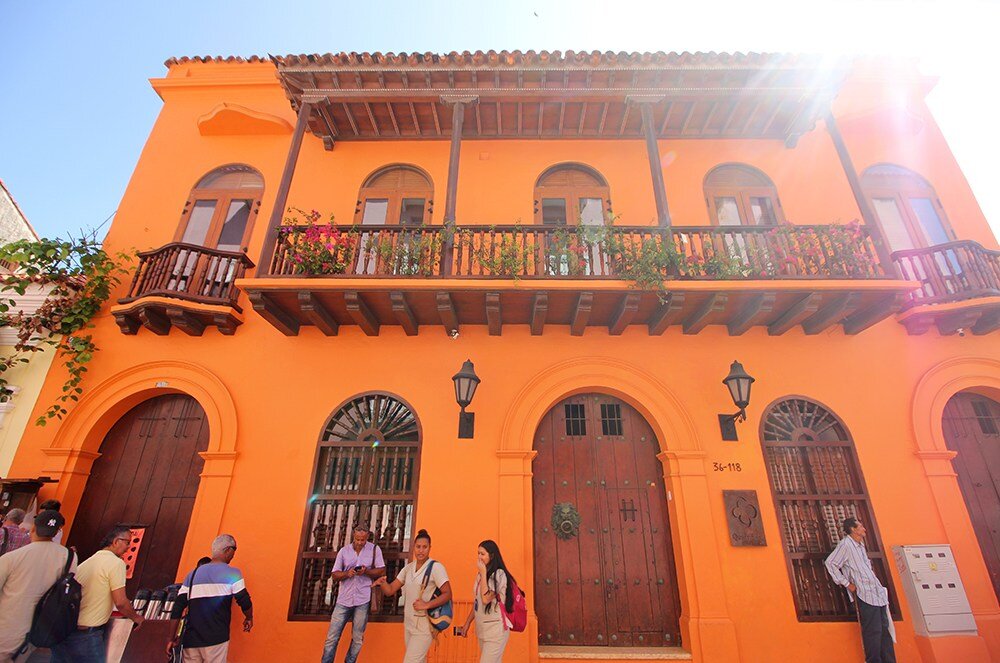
[551,502,581,540]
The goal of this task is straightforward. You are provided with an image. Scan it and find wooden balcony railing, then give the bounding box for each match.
[269,223,887,281]
[120,243,255,309]
[892,240,1000,308]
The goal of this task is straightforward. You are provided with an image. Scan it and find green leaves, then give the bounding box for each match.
[0,232,132,426]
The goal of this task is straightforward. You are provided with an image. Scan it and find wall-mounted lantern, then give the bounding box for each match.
[719,360,754,441]
[452,359,480,439]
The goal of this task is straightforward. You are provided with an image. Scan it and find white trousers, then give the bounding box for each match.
[402,630,434,663]
[478,628,510,662]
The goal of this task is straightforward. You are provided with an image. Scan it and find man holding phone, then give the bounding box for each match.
[321,525,386,663]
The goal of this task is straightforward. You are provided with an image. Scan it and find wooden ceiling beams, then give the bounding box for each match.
[242,286,909,338]
[278,64,835,143]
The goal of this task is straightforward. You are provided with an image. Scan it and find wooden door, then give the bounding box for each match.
[943,393,1000,601]
[533,394,681,648]
[69,395,209,593]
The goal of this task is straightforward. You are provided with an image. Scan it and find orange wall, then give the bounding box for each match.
[10,59,1000,663]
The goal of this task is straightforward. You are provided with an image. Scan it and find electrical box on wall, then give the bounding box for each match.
[892,544,977,637]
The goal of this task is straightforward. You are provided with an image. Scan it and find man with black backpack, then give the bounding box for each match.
[0,510,77,662]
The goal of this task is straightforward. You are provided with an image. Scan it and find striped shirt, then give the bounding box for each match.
[170,562,252,648]
[824,535,888,607]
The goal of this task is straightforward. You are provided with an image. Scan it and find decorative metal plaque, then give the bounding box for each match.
[723,490,766,547]
[551,502,581,540]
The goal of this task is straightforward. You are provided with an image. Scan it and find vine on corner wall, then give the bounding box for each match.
[0,232,132,425]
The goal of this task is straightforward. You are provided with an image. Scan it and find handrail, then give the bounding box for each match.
[892,239,1000,307]
[269,223,887,281]
[119,243,255,309]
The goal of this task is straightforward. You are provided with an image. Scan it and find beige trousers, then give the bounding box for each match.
[478,628,510,663]
[402,630,434,663]
[182,641,229,663]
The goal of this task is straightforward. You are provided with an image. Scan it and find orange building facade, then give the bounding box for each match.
[7,51,1000,662]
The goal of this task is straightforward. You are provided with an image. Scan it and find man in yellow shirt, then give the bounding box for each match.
[50,525,145,662]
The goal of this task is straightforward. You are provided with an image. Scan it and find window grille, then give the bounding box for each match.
[761,398,898,621]
[600,403,623,436]
[564,403,587,436]
[291,393,420,621]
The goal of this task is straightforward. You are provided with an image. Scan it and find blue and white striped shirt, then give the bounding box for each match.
[824,535,888,607]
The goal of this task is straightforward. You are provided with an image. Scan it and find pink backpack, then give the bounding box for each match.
[499,577,528,633]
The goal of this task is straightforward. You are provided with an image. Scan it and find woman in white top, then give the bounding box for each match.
[374,529,452,663]
[454,540,517,662]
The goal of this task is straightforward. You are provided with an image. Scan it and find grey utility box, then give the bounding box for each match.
[892,544,977,636]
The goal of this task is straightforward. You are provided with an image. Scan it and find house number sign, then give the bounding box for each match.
[722,490,766,547]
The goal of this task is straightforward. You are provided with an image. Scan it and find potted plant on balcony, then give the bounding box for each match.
[279,209,358,276]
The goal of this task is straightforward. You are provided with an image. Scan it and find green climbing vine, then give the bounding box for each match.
[0,233,131,425]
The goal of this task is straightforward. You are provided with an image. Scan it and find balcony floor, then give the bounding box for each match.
[897,296,1000,336]
[239,278,916,337]
[112,297,245,336]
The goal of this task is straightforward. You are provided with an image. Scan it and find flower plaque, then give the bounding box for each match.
[723,490,766,546]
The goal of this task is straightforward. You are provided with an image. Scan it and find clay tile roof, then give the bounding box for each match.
[163,55,268,67]
[165,50,812,70]
[272,50,808,68]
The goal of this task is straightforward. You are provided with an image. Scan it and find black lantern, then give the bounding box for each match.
[719,360,754,441]
[452,359,480,438]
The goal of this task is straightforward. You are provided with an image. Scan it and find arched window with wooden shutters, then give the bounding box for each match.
[760,397,898,621]
[176,164,264,252]
[534,163,611,226]
[354,165,434,226]
[861,164,955,252]
[704,164,784,226]
[290,393,421,622]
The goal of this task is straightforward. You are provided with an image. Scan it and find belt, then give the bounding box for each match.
[77,624,106,632]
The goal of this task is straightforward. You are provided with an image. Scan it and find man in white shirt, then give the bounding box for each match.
[825,517,896,663]
[0,510,77,663]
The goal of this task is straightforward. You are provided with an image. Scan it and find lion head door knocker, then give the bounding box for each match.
[551,502,581,540]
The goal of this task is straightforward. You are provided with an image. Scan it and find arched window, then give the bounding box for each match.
[534,164,611,226]
[176,164,263,252]
[862,164,954,251]
[355,165,433,226]
[291,393,421,621]
[704,164,783,226]
[760,398,897,621]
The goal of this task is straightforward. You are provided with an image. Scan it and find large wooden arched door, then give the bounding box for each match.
[69,394,209,593]
[533,394,681,648]
[944,392,1000,602]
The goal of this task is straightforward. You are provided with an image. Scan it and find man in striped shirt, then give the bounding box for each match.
[825,517,896,663]
[167,534,254,662]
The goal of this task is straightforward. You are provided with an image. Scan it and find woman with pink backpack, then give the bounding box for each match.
[454,540,526,662]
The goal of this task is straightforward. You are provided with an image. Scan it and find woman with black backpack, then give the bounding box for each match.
[454,540,519,662]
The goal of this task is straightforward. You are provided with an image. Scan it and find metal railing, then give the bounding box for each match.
[120,242,254,308]
[892,240,1000,307]
[269,223,887,281]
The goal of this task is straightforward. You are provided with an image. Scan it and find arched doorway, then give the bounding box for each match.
[68,394,209,592]
[532,393,681,648]
[943,392,1000,601]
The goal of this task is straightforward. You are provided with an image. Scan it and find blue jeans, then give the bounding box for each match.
[50,627,105,663]
[321,603,370,663]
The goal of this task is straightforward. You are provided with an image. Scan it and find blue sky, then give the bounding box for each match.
[2,0,998,240]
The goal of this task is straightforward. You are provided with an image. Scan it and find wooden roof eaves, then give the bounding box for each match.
[294,86,831,101]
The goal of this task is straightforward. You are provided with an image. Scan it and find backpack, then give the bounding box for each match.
[28,548,81,648]
[499,575,528,633]
[421,560,453,632]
